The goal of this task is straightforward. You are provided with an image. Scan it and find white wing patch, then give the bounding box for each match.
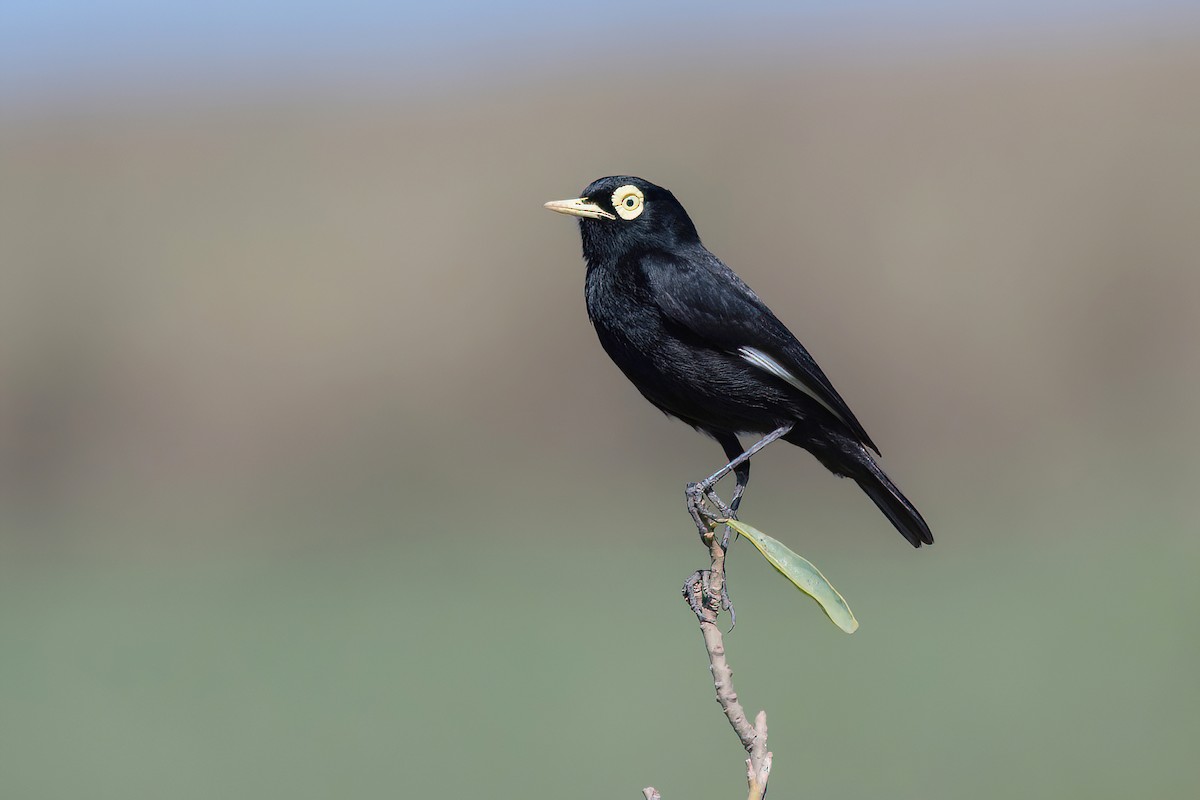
[737,346,850,427]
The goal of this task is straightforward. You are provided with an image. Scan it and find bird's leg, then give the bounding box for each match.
[686,426,789,631]
[714,432,752,551]
[728,467,750,515]
[699,423,794,495]
[692,423,794,533]
[685,425,792,629]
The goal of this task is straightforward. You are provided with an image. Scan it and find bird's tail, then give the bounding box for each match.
[855,455,933,548]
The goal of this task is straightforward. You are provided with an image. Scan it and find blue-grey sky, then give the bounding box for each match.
[1,0,1194,102]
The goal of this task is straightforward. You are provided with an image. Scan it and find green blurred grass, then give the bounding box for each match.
[2,483,1196,799]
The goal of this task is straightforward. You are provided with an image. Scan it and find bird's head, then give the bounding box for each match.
[544,176,700,264]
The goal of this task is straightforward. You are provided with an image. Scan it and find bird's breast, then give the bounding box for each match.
[584,265,663,362]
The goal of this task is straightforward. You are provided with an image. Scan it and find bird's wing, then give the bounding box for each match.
[640,249,879,453]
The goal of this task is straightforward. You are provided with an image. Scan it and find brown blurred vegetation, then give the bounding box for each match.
[3,36,1197,552]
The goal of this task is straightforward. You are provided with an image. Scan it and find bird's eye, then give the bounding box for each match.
[612,185,645,220]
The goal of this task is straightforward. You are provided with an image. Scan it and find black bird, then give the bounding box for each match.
[545,176,932,548]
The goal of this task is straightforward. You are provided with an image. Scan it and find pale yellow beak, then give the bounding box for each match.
[543,197,616,221]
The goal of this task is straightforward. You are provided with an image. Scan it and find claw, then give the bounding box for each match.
[723,582,737,632]
[682,570,704,618]
[681,568,732,622]
[686,482,731,538]
[703,487,735,520]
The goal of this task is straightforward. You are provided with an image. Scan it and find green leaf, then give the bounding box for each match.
[724,519,859,634]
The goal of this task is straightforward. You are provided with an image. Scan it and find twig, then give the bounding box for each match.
[681,489,772,799]
[650,488,774,799]
[746,748,773,800]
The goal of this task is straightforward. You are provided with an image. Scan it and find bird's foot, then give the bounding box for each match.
[686,483,719,535]
[681,569,734,624]
[685,482,736,539]
[705,488,736,522]
[682,570,708,618]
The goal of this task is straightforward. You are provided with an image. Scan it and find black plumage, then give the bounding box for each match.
[545,176,932,548]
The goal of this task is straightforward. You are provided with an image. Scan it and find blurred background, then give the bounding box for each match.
[2,2,1199,797]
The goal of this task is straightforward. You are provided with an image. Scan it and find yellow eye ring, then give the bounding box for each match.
[612,185,645,220]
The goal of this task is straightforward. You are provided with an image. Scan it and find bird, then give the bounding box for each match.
[544,176,932,548]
